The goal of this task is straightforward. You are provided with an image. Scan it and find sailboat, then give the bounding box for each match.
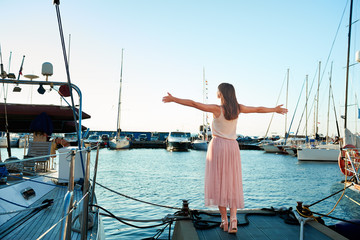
[297,62,341,161]
[192,68,209,151]
[109,49,130,149]
[338,1,360,201]
[263,69,289,154]
[336,0,360,217]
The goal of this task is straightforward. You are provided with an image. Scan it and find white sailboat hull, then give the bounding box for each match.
[0,137,7,148]
[262,144,282,153]
[109,138,130,149]
[192,140,208,151]
[297,147,340,162]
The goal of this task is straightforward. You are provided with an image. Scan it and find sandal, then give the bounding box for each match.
[220,219,228,231]
[228,218,237,234]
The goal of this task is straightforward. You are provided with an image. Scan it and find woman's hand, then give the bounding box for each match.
[275,104,288,115]
[162,92,174,103]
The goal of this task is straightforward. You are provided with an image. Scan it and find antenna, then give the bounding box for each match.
[0,44,7,79]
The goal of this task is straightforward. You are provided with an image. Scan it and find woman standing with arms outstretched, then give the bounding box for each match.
[162,83,287,234]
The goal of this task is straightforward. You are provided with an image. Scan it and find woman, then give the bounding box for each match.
[162,83,287,234]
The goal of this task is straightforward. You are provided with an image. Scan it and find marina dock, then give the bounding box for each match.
[131,140,166,149]
[172,209,347,240]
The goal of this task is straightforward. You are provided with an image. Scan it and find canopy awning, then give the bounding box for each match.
[0,103,90,133]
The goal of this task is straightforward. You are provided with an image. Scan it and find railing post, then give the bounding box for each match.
[346,150,360,183]
[59,150,76,240]
[81,148,91,240]
[90,145,100,209]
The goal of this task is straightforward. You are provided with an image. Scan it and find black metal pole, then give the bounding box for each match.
[344,0,354,129]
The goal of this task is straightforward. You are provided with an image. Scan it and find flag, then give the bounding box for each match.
[358,108,360,119]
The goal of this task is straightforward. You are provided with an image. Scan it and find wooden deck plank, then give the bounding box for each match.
[247,215,299,239]
[24,188,62,238]
[2,187,67,240]
[175,210,348,240]
[35,187,69,240]
[0,181,97,240]
[239,225,271,240]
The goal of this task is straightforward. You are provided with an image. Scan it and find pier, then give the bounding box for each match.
[131,141,166,149]
[83,130,262,150]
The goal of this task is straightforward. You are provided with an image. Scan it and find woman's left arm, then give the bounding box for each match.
[162,92,220,115]
[239,104,288,115]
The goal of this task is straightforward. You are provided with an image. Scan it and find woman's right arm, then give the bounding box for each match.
[239,104,288,114]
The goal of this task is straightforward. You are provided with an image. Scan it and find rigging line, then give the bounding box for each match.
[296,1,349,136]
[9,175,80,190]
[0,152,62,166]
[0,147,91,166]
[51,87,79,118]
[285,76,306,143]
[94,181,181,210]
[330,81,341,137]
[54,3,85,176]
[318,0,350,89]
[54,4,78,132]
[264,71,287,138]
[310,210,360,226]
[308,182,353,207]
[0,45,12,158]
[295,66,318,136]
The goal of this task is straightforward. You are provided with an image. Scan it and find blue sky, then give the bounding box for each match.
[1,0,360,137]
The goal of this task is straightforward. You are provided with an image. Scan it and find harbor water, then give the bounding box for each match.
[1,148,350,239]
[93,148,348,239]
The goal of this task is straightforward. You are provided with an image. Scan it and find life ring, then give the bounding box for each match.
[338,144,359,176]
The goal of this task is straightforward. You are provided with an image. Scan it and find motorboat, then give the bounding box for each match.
[166,131,190,151]
[84,134,102,148]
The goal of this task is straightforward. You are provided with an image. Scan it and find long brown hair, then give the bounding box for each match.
[218,83,240,120]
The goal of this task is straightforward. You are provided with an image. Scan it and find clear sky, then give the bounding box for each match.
[1,0,360,137]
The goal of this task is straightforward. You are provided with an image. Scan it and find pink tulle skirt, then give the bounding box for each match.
[204,136,244,209]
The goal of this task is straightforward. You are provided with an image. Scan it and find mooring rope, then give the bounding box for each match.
[90,204,176,229]
[94,181,181,210]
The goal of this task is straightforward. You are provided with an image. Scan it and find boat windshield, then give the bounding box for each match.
[171,132,186,137]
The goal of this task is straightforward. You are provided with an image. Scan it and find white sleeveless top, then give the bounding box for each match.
[212,108,238,140]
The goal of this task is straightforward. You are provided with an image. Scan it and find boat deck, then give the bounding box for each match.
[0,176,100,240]
[172,209,348,240]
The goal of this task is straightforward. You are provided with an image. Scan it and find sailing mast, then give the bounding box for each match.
[344,0,354,131]
[285,68,289,138]
[116,49,124,140]
[203,67,209,140]
[202,67,205,136]
[326,63,333,144]
[315,61,321,139]
[306,75,308,141]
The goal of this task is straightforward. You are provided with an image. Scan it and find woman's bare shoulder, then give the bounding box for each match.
[210,104,221,118]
